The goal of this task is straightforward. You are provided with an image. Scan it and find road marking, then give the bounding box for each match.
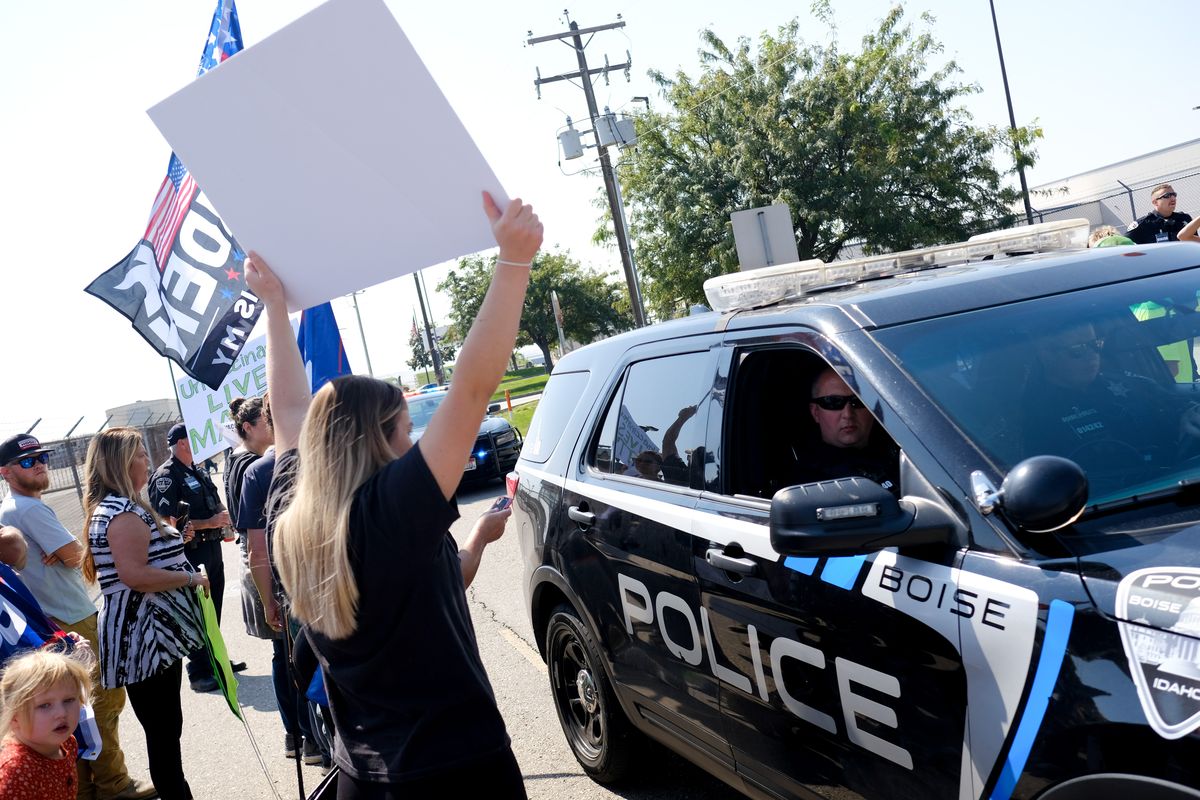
[499,626,547,675]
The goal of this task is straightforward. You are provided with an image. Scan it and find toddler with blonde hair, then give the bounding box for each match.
[0,649,92,799]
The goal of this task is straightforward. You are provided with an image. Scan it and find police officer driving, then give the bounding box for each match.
[149,423,247,692]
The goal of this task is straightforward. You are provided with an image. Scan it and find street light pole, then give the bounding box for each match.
[989,0,1034,226]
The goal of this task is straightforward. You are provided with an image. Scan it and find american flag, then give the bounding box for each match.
[88,0,260,391]
[144,1,242,273]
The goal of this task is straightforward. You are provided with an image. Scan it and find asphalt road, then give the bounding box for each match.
[82,482,743,799]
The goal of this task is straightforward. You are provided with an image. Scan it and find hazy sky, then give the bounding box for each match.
[1,0,1194,439]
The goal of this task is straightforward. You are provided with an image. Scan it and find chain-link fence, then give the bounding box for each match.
[0,418,181,506]
[1026,168,1200,228]
[827,167,1200,265]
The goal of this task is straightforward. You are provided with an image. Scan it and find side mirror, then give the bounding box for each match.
[770,477,953,556]
[972,455,1088,533]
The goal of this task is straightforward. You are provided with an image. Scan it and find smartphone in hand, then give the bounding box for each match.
[490,496,512,512]
[175,500,191,532]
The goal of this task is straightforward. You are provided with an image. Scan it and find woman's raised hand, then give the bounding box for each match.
[483,192,543,267]
[245,251,286,308]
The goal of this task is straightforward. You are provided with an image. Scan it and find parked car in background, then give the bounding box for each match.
[408,390,521,486]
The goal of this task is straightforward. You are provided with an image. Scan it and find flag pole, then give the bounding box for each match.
[166,360,184,418]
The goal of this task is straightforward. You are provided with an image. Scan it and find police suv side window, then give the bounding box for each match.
[520,370,589,463]
[590,352,710,488]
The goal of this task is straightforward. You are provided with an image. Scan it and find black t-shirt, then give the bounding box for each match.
[238,451,276,532]
[304,444,509,782]
[262,450,294,607]
[224,450,260,533]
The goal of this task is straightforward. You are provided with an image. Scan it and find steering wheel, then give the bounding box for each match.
[1067,438,1152,494]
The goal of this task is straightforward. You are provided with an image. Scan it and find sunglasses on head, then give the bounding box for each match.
[10,453,50,469]
[1156,192,1178,201]
[811,394,866,411]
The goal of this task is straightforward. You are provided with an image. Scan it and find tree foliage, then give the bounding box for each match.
[406,321,456,375]
[611,5,1041,316]
[407,322,432,373]
[438,249,631,371]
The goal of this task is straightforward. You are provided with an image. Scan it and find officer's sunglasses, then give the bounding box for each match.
[9,453,50,469]
[1156,192,1178,201]
[811,394,866,411]
[1058,339,1105,359]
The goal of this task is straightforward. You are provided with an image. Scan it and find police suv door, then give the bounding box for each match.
[560,344,733,771]
[695,339,972,800]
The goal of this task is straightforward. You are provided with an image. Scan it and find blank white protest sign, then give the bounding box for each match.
[148,0,507,311]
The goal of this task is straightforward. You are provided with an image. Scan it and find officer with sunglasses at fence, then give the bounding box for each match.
[786,367,901,495]
[1127,183,1193,244]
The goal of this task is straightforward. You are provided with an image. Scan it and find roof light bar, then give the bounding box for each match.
[704,218,1091,313]
[702,259,825,312]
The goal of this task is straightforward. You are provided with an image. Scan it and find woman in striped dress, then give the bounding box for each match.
[80,427,210,800]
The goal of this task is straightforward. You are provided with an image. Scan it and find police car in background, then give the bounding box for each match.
[407,390,521,485]
[508,219,1200,800]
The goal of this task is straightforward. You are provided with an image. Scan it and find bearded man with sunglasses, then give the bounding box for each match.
[788,368,900,495]
[1127,184,1192,245]
[0,434,156,800]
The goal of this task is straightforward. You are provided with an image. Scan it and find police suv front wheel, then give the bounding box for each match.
[546,605,636,783]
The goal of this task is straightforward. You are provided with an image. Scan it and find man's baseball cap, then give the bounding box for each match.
[0,434,54,466]
[167,424,189,446]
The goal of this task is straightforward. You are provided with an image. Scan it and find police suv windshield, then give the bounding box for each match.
[875,269,1200,505]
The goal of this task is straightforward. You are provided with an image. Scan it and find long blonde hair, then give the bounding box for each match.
[0,649,92,739]
[81,427,158,583]
[275,376,406,639]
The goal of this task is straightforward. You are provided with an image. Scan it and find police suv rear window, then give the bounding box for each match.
[520,370,589,463]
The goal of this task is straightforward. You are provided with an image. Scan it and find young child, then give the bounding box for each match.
[0,649,92,799]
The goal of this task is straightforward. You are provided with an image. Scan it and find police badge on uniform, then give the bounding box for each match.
[1116,567,1200,739]
[155,476,173,494]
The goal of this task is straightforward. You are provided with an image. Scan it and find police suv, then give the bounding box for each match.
[509,219,1200,800]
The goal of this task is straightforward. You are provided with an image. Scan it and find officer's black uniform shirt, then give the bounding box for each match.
[1126,211,1193,244]
[787,436,901,496]
[149,455,225,524]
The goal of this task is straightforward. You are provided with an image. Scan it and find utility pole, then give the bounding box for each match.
[349,291,375,377]
[528,14,647,327]
[413,270,444,385]
[989,0,1034,226]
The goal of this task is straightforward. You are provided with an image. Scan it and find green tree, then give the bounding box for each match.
[407,321,432,375]
[610,6,1041,316]
[439,249,631,371]
[407,320,457,378]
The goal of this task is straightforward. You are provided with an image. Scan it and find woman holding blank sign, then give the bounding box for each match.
[246,191,540,798]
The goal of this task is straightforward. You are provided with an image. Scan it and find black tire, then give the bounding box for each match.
[545,604,637,783]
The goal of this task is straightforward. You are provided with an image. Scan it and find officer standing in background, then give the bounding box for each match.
[1127,183,1193,244]
[149,423,247,692]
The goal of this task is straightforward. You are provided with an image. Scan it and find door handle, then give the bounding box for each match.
[706,548,756,575]
[568,506,596,527]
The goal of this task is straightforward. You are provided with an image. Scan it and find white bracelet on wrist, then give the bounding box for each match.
[496,257,532,268]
